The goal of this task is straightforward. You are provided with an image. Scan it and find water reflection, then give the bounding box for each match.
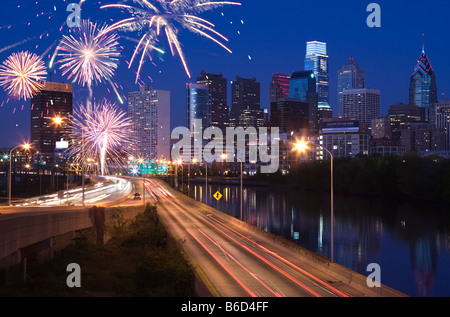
[187,182,450,297]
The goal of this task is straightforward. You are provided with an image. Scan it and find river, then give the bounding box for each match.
[184,181,450,297]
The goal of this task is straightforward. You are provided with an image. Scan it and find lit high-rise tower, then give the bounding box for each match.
[196,71,229,130]
[337,57,365,118]
[288,71,319,133]
[409,36,437,123]
[270,73,291,103]
[305,41,329,107]
[128,85,171,161]
[30,81,73,157]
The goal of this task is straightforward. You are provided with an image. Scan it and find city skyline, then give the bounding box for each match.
[1,1,450,300]
[1,0,450,148]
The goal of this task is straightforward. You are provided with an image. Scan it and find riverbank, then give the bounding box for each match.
[181,153,450,205]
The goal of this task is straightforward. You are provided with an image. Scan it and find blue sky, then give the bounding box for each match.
[0,0,449,147]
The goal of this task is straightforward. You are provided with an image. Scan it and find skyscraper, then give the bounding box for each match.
[435,100,450,150]
[270,73,291,103]
[187,83,211,133]
[342,88,380,132]
[128,85,171,160]
[337,57,365,118]
[231,76,260,110]
[409,38,437,123]
[30,81,73,159]
[305,41,329,106]
[388,102,422,142]
[288,70,319,133]
[270,98,309,133]
[230,76,264,127]
[196,71,229,130]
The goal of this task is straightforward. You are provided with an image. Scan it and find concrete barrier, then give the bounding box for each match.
[0,204,145,269]
[162,180,407,297]
[207,204,407,297]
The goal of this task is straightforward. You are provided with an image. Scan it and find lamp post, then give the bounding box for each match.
[294,140,334,262]
[8,143,31,206]
[205,160,208,205]
[138,158,146,204]
[81,128,85,208]
[190,158,199,197]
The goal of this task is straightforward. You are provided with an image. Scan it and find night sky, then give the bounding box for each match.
[0,0,449,147]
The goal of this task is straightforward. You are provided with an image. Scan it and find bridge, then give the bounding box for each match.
[0,176,407,297]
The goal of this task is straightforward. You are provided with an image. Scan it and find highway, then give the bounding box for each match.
[0,176,134,214]
[143,177,369,297]
[0,176,403,297]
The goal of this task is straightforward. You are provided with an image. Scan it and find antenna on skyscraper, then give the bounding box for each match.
[422,33,425,54]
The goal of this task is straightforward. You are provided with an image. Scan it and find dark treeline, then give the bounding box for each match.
[257,153,450,203]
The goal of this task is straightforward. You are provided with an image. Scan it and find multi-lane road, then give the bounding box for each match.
[1,176,404,297]
[143,177,374,297]
[2,176,133,212]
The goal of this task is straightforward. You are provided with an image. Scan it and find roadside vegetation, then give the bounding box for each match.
[0,204,196,297]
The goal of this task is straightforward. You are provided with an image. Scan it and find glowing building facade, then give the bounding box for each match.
[305,41,329,107]
[270,73,291,103]
[128,85,171,161]
[196,71,229,130]
[288,70,319,134]
[337,57,365,118]
[30,81,73,159]
[409,40,437,123]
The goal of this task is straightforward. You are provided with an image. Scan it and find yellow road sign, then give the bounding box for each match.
[213,191,223,201]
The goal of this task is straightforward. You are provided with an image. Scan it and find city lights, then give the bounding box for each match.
[1,0,449,301]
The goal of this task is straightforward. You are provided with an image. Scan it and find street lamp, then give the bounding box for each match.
[52,116,63,126]
[138,158,146,204]
[222,154,243,220]
[189,158,199,196]
[294,139,334,262]
[8,143,31,206]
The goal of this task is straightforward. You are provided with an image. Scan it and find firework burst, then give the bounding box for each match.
[0,51,47,100]
[69,100,134,176]
[56,20,122,102]
[100,0,241,81]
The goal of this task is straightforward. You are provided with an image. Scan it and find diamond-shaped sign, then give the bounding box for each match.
[213,191,223,201]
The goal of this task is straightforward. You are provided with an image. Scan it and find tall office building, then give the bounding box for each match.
[196,71,229,130]
[388,103,422,142]
[230,76,264,127]
[342,88,380,132]
[305,41,329,107]
[337,57,365,118]
[435,100,450,150]
[30,81,73,159]
[270,73,291,103]
[401,122,446,152]
[187,83,211,133]
[270,98,309,133]
[231,76,260,110]
[288,70,319,134]
[128,85,171,160]
[409,38,437,123]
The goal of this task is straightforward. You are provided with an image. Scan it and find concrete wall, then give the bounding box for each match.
[0,205,145,269]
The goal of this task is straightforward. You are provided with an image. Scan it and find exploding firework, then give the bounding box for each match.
[0,51,47,100]
[100,0,241,81]
[69,100,134,176]
[56,20,122,102]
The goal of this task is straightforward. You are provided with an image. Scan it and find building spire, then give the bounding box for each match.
[422,33,425,54]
